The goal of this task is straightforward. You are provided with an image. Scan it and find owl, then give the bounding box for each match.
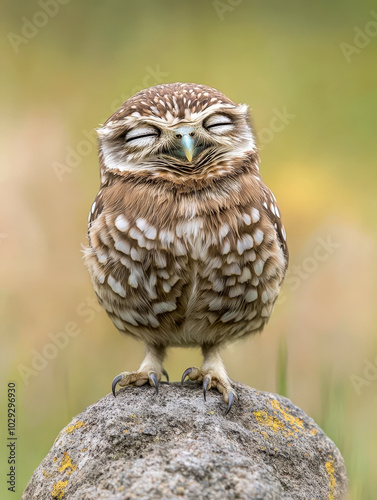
[84,83,288,414]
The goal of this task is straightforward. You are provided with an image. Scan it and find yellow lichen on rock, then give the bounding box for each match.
[64,421,85,434]
[42,469,55,478]
[270,399,304,433]
[51,480,68,500]
[59,452,77,476]
[325,457,336,500]
[253,410,284,433]
[260,431,269,440]
[254,400,311,442]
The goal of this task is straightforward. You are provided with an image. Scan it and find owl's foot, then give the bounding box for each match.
[181,367,236,415]
[112,368,169,396]
[112,344,168,397]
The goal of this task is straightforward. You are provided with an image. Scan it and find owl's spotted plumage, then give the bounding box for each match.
[84,83,288,413]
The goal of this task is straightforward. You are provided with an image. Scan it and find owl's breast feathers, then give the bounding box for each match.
[84,158,288,347]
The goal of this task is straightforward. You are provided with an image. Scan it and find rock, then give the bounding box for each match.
[23,382,347,499]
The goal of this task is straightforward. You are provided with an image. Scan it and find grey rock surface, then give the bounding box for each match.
[23,382,347,499]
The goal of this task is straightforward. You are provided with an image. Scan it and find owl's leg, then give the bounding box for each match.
[112,344,168,396]
[181,344,236,415]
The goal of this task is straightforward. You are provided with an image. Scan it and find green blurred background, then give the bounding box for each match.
[1,0,376,498]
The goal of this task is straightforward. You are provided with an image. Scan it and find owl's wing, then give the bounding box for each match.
[88,189,104,228]
[260,186,289,265]
[87,189,105,246]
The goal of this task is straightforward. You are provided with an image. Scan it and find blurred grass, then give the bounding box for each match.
[277,336,288,398]
[1,0,377,498]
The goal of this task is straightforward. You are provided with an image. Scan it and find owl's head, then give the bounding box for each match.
[98,83,257,184]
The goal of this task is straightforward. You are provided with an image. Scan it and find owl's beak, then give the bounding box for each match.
[173,127,196,162]
[181,135,195,162]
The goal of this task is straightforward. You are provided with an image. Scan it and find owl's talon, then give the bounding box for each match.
[162,368,170,383]
[181,367,193,384]
[181,366,236,413]
[149,372,159,394]
[203,376,210,401]
[111,368,163,395]
[225,392,234,416]
[112,375,123,397]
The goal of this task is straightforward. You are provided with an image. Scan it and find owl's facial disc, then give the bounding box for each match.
[99,101,256,177]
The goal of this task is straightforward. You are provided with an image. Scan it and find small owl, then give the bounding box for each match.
[84,83,288,413]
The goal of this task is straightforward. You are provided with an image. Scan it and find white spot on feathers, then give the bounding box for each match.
[222,241,231,255]
[221,310,238,323]
[229,284,245,298]
[96,251,107,264]
[130,248,142,262]
[212,280,224,292]
[115,215,129,232]
[128,272,139,288]
[253,229,264,246]
[115,239,130,255]
[238,267,252,283]
[251,208,260,223]
[153,301,177,314]
[154,253,167,268]
[108,275,126,298]
[136,218,157,240]
[237,235,254,255]
[119,310,138,326]
[242,213,251,225]
[224,263,241,276]
[219,223,230,240]
[245,288,258,302]
[254,259,265,276]
[159,229,175,246]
